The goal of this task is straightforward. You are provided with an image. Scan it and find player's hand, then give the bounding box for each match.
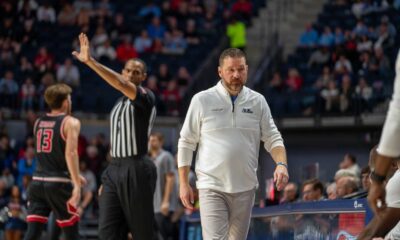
[79,175,87,186]
[72,33,91,63]
[180,183,194,210]
[274,165,289,191]
[367,181,387,216]
[160,201,170,216]
[68,186,81,209]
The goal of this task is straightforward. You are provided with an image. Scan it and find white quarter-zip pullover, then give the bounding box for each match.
[178,81,284,193]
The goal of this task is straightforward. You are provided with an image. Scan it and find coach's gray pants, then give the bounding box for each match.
[199,188,255,240]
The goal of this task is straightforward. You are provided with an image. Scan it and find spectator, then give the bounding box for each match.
[226,16,246,51]
[82,145,102,179]
[134,30,153,54]
[76,8,91,28]
[334,27,345,45]
[162,79,181,116]
[374,22,394,52]
[17,147,36,188]
[315,66,334,89]
[319,26,335,47]
[0,71,19,109]
[352,20,368,37]
[95,39,116,61]
[116,37,138,63]
[355,77,373,112]
[285,68,303,92]
[36,1,56,23]
[231,0,252,22]
[91,26,109,48]
[57,2,77,26]
[157,63,172,89]
[74,0,93,12]
[326,182,337,200]
[4,185,27,240]
[334,55,353,74]
[339,74,354,113]
[336,176,358,198]
[145,75,165,115]
[280,182,298,204]
[36,72,55,111]
[0,135,15,173]
[321,80,340,113]
[163,29,187,55]
[110,13,130,41]
[152,38,164,54]
[299,23,318,48]
[17,0,38,12]
[1,168,15,190]
[339,153,361,177]
[357,35,373,53]
[138,1,161,18]
[360,166,371,192]
[0,38,18,67]
[19,19,37,47]
[308,47,330,68]
[34,46,53,71]
[371,47,390,75]
[0,180,8,209]
[176,66,192,89]
[380,15,396,38]
[18,57,35,80]
[302,179,324,201]
[148,132,177,240]
[185,19,200,45]
[56,58,80,89]
[147,17,166,39]
[20,77,36,111]
[94,0,114,17]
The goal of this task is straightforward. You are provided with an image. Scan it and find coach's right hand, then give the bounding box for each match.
[180,183,194,210]
[72,33,91,63]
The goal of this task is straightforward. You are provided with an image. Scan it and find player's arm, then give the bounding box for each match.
[64,117,82,206]
[368,50,400,215]
[72,33,138,100]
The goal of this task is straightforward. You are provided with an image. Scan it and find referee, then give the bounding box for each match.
[73,33,157,240]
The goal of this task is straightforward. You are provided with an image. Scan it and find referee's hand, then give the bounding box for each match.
[180,184,194,210]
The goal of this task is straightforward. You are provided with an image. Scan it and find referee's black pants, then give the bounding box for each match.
[98,156,157,240]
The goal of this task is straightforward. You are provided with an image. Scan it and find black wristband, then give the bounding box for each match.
[370,171,386,183]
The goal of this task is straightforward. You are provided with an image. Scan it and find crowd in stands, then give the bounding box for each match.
[264,0,400,117]
[0,0,261,118]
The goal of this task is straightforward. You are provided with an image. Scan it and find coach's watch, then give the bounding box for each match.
[370,170,386,184]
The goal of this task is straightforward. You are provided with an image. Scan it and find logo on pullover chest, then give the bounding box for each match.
[242,108,253,114]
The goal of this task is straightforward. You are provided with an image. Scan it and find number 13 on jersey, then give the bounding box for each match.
[36,129,54,153]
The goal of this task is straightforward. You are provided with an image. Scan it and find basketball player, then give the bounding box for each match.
[367,50,400,218]
[24,84,82,240]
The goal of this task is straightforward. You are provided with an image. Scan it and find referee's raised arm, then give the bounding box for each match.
[72,33,140,100]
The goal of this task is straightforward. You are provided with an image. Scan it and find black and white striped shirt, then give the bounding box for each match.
[110,87,156,158]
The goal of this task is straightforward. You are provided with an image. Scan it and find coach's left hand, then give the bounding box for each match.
[274,165,289,191]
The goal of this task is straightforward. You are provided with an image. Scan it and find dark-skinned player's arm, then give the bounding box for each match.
[64,116,82,208]
[368,49,400,216]
[72,33,138,100]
